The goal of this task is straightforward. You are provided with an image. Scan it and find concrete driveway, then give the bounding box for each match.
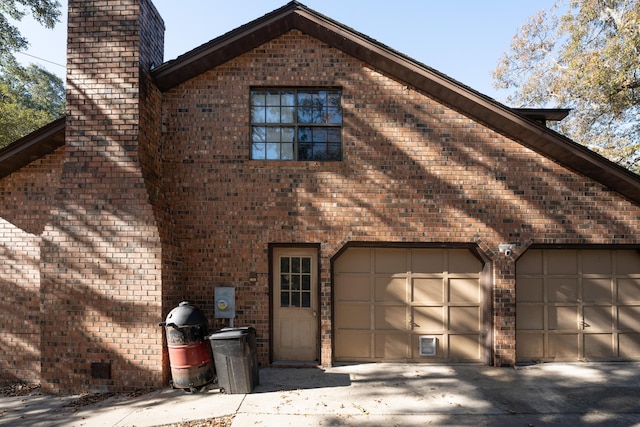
[2,363,640,426]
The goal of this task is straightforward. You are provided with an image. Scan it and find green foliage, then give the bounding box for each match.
[0,57,64,149]
[0,0,61,58]
[0,0,63,149]
[0,82,55,146]
[494,0,640,173]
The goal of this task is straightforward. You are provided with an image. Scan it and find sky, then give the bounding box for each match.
[14,0,557,103]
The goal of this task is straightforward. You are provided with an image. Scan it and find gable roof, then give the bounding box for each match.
[2,1,640,206]
[151,1,640,205]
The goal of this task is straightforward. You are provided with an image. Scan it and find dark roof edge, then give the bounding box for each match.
[513,108,571,122]
[0,117,66,179]
[152,2,302,90]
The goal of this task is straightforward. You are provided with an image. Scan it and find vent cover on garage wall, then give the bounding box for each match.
[419,336,437,356]
[420,335,437,356]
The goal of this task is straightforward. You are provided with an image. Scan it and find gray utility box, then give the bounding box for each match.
[214,287,235,319]
[208,327,258,394]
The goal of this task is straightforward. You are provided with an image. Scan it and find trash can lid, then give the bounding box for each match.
[208,329,248,340]
[220,326,255,333]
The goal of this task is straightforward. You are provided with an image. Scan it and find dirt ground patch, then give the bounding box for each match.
[0,383,41,397]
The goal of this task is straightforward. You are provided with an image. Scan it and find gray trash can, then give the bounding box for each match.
[208,327,258,394]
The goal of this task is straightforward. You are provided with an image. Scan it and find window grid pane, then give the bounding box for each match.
[251,88,342,161]
[280,256,312,308]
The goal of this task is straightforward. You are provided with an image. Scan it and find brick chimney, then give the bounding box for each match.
[40,0,165,393]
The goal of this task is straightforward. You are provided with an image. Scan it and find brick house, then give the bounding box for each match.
[1,0,640,393]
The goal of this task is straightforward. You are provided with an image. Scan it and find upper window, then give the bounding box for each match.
[250,89,342,161]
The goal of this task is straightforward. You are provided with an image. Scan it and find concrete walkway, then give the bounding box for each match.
[2,363,640,426]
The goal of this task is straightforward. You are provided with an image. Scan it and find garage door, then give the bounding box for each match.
[516,249,640,362]
[334,247,487,362]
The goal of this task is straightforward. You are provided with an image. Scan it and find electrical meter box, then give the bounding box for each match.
[215,287,235,319]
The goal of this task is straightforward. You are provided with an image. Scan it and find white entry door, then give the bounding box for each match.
[273,247,318,362]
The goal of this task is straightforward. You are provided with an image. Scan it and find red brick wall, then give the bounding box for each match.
[161,30,640,367]
[138,0,178,385]
[0,149,65,384]
[3,12,640,390]
[37,0,165,393]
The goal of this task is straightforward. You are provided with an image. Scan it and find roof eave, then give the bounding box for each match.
[0,117,66,179]
[152,2,301,91]
[513,108,571,122]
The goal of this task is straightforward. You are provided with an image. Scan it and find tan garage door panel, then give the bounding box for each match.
[335,247,485,363]
[516,249,640,362]
[620,334,640,357]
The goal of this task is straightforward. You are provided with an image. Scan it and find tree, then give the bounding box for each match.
[0,57,65,148]
[0,0,63,148]
[0,82,56,146]
[493,0,640,173]
[0,0,61,60]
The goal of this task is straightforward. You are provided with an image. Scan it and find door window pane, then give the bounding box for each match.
[281,257,290,273]
[281,275,290,290]
[302,257,311,273]
[291,293,301,308]
[302,292,310,308]
[281,293,290,307]
[280,256,313,308]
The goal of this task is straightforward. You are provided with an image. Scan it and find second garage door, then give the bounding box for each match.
[334,247,488,363]
[516,249,640,362]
